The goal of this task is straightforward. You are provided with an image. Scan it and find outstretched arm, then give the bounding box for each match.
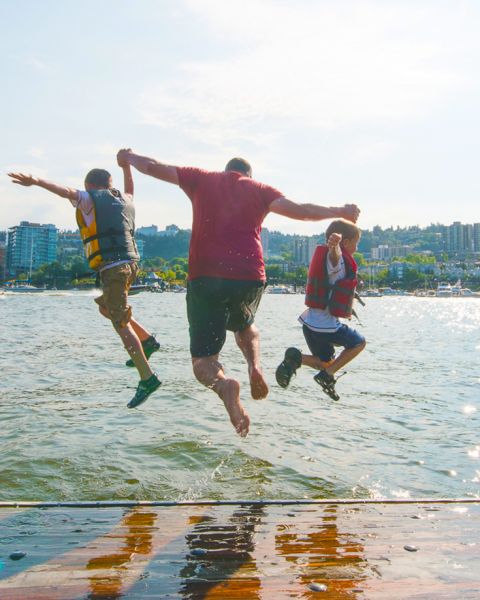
[8,172,77,200]
[117,149,179,185]
[269,197,360,223]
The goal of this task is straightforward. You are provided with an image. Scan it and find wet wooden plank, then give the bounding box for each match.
[0,502,479,598]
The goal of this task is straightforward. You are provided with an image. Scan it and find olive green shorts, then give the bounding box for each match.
[94,262,138,328]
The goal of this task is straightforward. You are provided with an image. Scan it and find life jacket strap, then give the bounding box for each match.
[82,229,125,245]
[87,246,130,262]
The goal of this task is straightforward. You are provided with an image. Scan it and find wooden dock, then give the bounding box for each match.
[0,500,479,599]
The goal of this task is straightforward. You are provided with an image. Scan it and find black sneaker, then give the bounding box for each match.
[313,370,340,401]
[127,373,161,409]
[126,336,160,367]
[275,347,302,388]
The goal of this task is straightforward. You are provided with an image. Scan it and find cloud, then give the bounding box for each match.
[346,139,396,164]
[4,164,48,178]
[23,56,51,72]
[91,143,120,159]
[28,147,46,159]
[138,0,472,147]
[75,143,120,169]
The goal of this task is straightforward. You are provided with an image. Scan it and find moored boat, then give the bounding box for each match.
[359,288,382,297]
[128,284,150,296]
[268,285,293,294]
[436,282,452,297]
[3,283,45,293]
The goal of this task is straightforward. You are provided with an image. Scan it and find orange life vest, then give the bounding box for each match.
[305,245,358,318]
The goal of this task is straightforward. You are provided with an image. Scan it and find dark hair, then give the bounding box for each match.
[325,219,361,241]
[225,157,252,176]
[84,168,111,188]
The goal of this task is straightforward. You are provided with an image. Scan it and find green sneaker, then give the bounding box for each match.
[126,336,160,367]
[127,373,161,409]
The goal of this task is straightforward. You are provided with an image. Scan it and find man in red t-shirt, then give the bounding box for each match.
[117,149,360,437]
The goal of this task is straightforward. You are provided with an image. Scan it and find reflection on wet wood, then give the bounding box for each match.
[0,502,479,598]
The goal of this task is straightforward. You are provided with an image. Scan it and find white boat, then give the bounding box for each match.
[128,284,149,296]
[359,288,383,297]
[436,283,452,297]
[4,283,45,293]
[451,280,463,297]
[268,285,292,294]
[149,282,165,293]
[459,288,480,297]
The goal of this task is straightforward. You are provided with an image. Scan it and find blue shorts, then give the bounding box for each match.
[302,324,365,362]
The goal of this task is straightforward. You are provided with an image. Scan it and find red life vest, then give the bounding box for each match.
[305,245,358,318]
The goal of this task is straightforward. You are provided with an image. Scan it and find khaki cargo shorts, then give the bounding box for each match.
[94,262,138,328]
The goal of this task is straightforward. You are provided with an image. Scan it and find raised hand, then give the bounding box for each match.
[341,204,360,223]
[327,232,342,249]
[8,172,37,186]
[117,148,132,168]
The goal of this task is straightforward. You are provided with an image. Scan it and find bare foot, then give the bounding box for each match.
[216,378,250,437]
[249,366,269,400]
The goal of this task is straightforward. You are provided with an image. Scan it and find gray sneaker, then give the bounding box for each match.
[127,373,161,409]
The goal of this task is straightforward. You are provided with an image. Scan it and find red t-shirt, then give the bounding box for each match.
[177,167,283,281]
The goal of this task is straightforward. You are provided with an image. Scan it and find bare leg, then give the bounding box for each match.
[116,322,154,381]
[325,342,366,376]
[192,355,250,437]
[99,308,153,379]
[99,306,151,344]
[98,305,111,320]
[301,353,334,371]
[130,317,152,343]
[234,324,268,400]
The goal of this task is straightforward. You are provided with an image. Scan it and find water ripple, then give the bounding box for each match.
[1,293,479,501]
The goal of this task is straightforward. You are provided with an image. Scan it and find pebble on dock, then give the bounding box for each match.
[404,544,418,552]
[309,582,328,592]
[9,551,26,561]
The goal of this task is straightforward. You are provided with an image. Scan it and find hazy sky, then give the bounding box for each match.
[1,0,479,234]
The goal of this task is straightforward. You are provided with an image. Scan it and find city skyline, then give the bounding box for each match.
[3,218,480,282]
[2,218,479,236]
[2,1,480,234]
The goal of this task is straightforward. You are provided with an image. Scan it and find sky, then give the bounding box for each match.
[1,0,479,235]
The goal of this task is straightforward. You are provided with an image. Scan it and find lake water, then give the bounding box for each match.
[0,291,479,502]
